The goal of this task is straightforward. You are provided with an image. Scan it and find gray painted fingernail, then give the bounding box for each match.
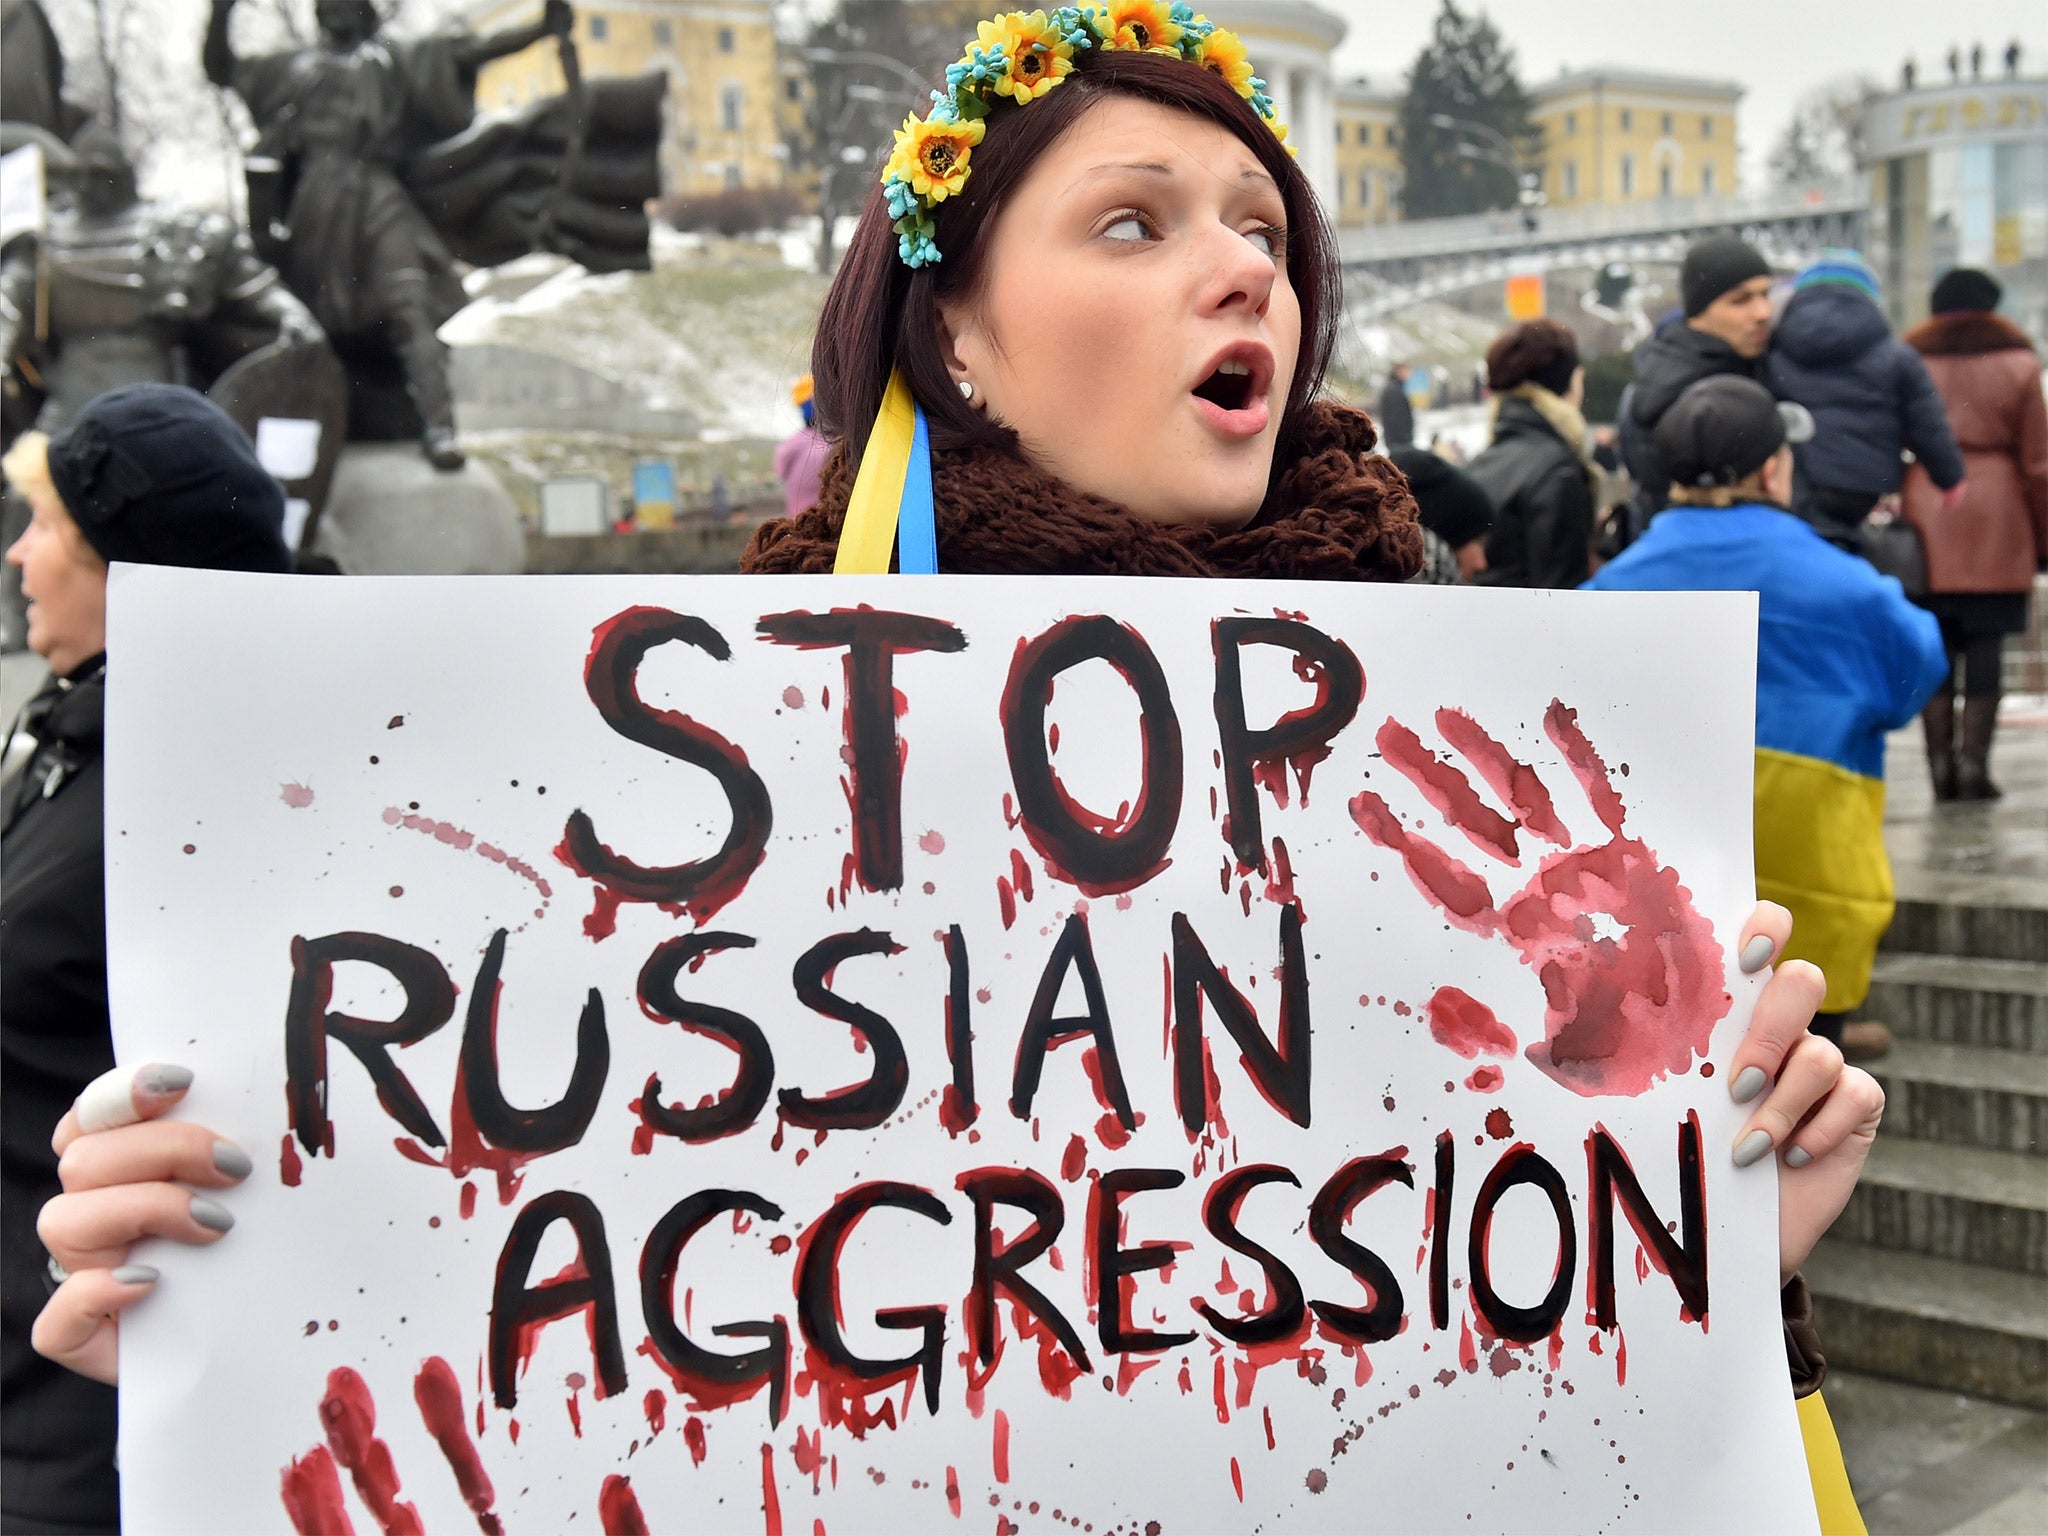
[1730,1066,1768,1104]
[137,1064,193,1096]
[188,1195,235,1232]
[1739,935,1776,974]
[1733,1129,1775,1168]
[1783,1146,1814,1168]
[211,1141,252,1180]
[111,1265,160,1285]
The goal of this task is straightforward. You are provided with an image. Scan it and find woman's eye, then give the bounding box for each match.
[1244,225,1285,258]
[1102,215,1150,243]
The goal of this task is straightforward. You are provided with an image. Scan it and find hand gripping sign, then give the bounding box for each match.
[103,569,1817,1534]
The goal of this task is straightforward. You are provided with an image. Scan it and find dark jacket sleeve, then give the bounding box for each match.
[1523,457,1595,589]
[1783,1273,1826,1398]
[1897,343,1967,490]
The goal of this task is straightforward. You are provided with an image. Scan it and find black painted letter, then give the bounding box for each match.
[285,931,455,1156]
[489,1191,627,1408]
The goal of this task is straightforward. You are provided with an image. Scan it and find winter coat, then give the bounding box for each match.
[1901,310,2048,594]
[1584,507,1947,1014]
[0,659,119,1532]
[1376,375,1416,450]
[1467,390,1593,589]
[1764,285,1965,500]
[1619,319,1763,516]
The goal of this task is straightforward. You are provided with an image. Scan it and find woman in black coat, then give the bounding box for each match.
[0,385,290,1533]
[1465,320,1596,589]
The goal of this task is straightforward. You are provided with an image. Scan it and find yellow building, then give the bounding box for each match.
[1332,76,1402,227]
[1528,68,1742,209]
[465,1,793,197]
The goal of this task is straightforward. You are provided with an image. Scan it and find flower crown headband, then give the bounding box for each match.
[881,3,1288,269]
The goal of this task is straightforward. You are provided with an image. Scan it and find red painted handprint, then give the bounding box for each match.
[1348,699,1730,1097]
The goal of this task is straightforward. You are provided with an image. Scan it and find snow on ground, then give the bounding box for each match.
[443,236,829,442]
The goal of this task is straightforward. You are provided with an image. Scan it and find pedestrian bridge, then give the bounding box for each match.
[1340,180,1868,323]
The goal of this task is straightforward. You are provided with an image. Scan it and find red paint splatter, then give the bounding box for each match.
[1433,708,1570,844]
[643,1389,666,1436]
[992,1409,1011,1483]
[383,806,553,904]
[762,1444,785,1536]
[599,1474,649,1536]
[1484,1107,1514,1139]
[1305,1468,1329,1494]
[1355,701,1730,1097]
[280,1134,303,1187]
[1060,1134,1088,1182]
[783,686,805,709]
[1229,1457,1244,1501]
[281,782,316,808]
[944,1465,961,1518]
[919,829,946,854]
[683,1416,708,1465]
[1458,1317,1478,1374]
[280,1445,355,1536]
[318,1368,422,1536]
[1377,719,1520,860]
[412,1358,501,1535]
[1428,988,1517,1058]
[1465,1065,1504,1092]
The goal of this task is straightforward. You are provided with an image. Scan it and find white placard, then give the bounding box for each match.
[103,569,1814,1535]
[254,417,323,482]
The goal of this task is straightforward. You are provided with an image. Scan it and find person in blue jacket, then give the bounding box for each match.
[1586,375,1948,1062]
[1763,250,1967,548]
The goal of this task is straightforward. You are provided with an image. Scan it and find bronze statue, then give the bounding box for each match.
[205,0,664,471]
[0,122,324,434]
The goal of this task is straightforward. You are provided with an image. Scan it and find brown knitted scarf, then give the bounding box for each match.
[743,399,1423,582]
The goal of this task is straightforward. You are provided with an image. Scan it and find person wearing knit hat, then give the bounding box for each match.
[1764,248,1966,548]
[1,382,290,1534]
[1465,319,1596,589]
[1588,374,1948,1066]
[1613,235,1777,551]
[1901,266,2048,801]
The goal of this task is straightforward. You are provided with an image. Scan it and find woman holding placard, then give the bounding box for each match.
[34,7,1877,1529]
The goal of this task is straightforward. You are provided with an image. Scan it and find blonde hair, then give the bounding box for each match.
[1,431,57,508]
[1665,478,1765,509]
[2,431,102,564]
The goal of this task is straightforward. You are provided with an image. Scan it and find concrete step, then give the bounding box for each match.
[1864,1041,2048,1154]
[1883,884,2048,965]
[1860,952,2048,1054]
[1835,1137,2048,1276]
[1805,1238,2048,1410]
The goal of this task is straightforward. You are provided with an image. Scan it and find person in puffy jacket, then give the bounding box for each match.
[1901,268,2048,800]
[1586,375,1947,1064]
[1763,250,1966,548]
[1466,319,1594,588]
[1613,234,1776,549]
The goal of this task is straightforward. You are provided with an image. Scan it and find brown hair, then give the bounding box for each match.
[1485,319,1579,395]
[811,47,1342,508]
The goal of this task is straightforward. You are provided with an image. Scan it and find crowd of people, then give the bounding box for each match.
[4,8,2035,1526]
[1386,238,2046,1066]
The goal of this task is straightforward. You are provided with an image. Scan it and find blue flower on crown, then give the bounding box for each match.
[883,176,920,221]
[1168,3,1213,39]
[1047,6,1098,48]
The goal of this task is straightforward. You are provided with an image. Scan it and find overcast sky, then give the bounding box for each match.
[1321,0,2044,184]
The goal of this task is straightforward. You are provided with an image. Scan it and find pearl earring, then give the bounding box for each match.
[957,379,974,401]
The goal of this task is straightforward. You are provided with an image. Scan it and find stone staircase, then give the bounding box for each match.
[1806,881,2048,1410]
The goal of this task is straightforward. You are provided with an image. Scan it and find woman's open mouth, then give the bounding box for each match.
[1190,343,1274,438]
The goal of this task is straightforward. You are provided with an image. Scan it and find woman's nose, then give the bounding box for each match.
[1191,222,1276,320]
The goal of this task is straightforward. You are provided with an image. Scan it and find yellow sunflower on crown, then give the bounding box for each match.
[1096,0,1182,54]
[978,9,1077,101]
[1193,26,1256,98]
[886,113,986,201]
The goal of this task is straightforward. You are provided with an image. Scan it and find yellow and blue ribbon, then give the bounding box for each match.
[834,368,937,575]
